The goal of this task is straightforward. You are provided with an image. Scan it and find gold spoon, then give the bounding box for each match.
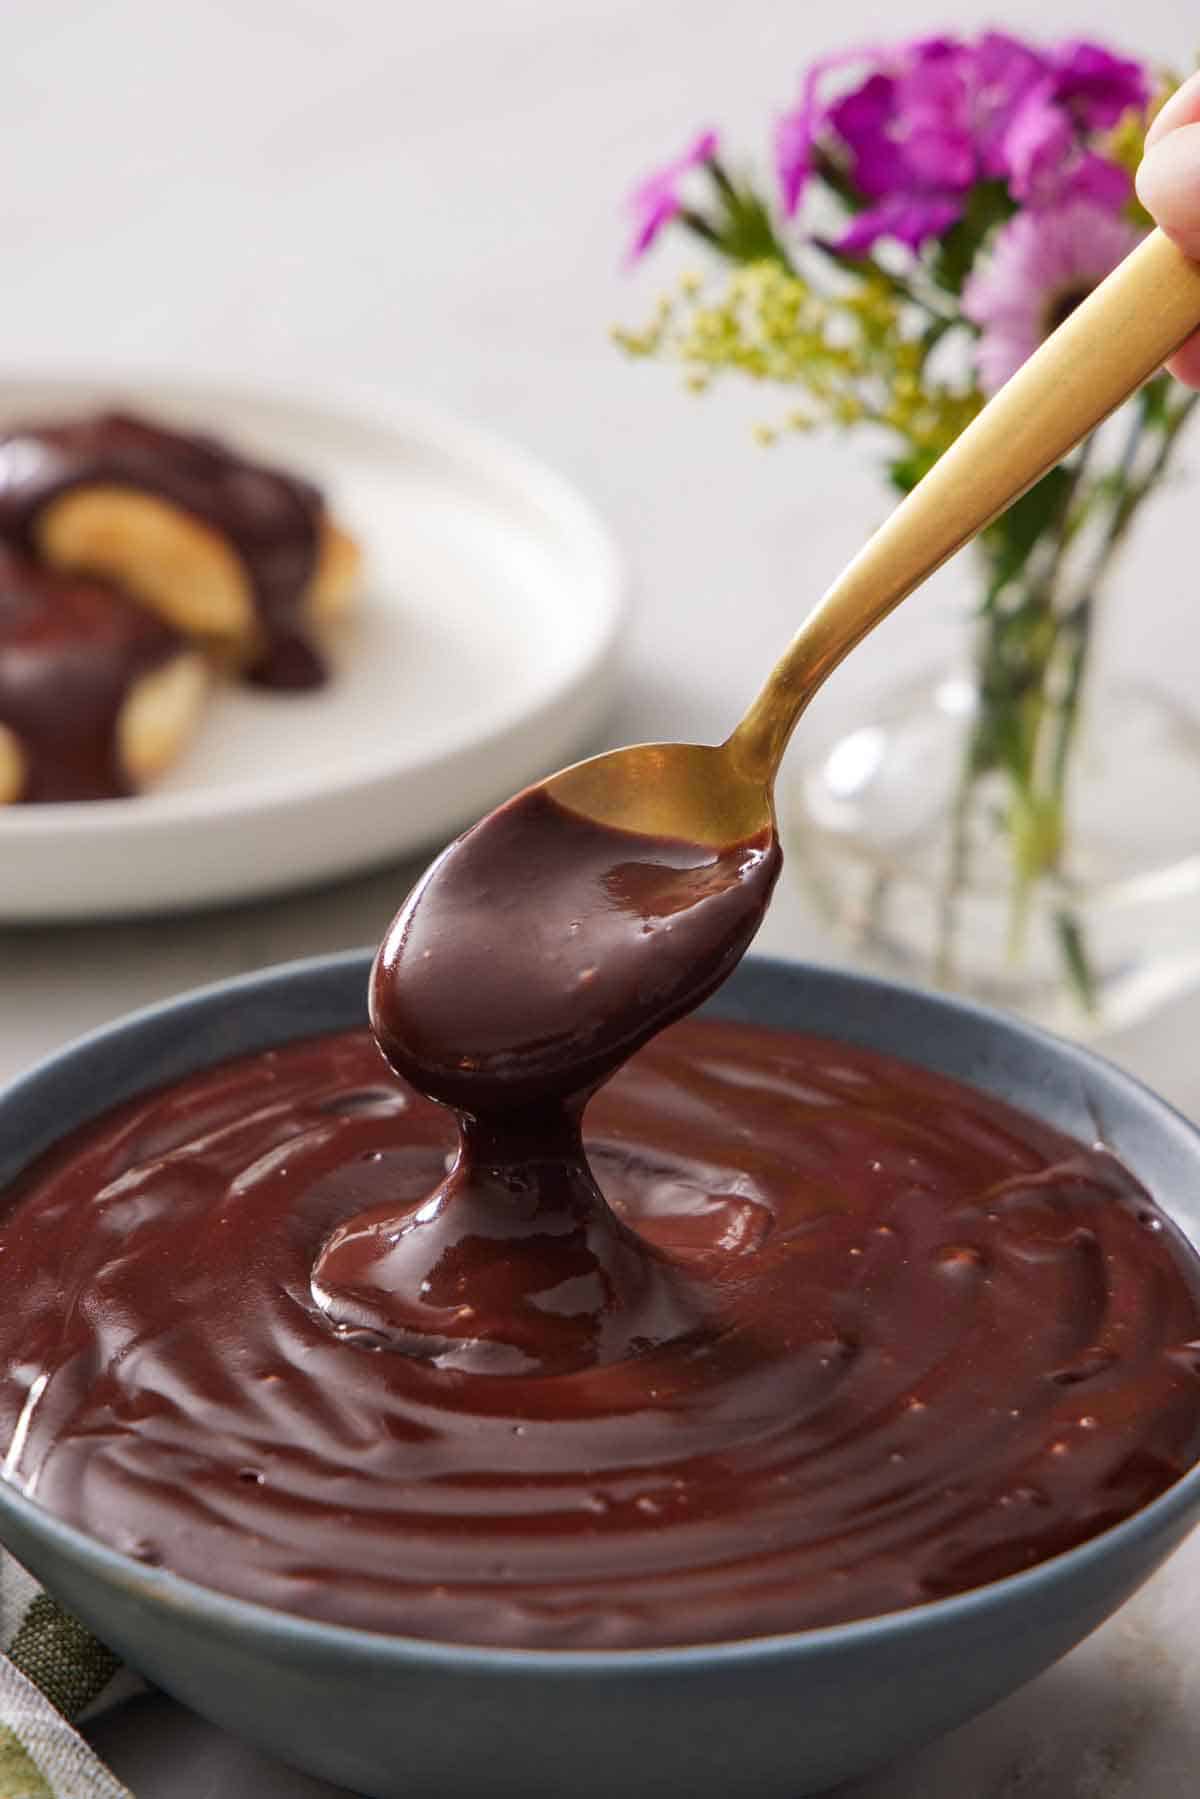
[545,228,1200,849]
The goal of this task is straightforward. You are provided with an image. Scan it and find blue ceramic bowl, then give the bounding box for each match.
[1,951,1199,1798]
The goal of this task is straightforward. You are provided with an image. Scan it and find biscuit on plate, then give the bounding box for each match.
[0,411,360,689]
[0,547,208,803]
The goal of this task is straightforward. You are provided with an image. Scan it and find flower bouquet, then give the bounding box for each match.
[619,34,1198,1027]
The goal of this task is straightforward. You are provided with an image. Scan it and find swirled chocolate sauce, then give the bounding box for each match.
[0,411,324,688]
[2,1017,1200,1647]
[0,546,183,801]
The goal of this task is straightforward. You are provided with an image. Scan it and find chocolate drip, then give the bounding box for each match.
[0,412,325,689]
[314,790,782,1370]
[0,546,182,801]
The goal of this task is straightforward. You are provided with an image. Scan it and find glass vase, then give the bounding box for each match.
[785,564,1200,1039]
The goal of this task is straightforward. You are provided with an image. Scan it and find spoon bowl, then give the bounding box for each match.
[542,739,773,843]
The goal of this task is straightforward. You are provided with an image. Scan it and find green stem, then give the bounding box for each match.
[1028,392,1200,1015]
[1044,404,1148,802]
[935,388,1200,1021]
[806,236,957,323]
[679,209,724,250]
[937,446,1085,988]
[1010,415,1145,1007]
[1044,391,1198,816]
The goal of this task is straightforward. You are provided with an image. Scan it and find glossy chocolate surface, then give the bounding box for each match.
[0,546,182,801]
[3,1017,1200,1648]
[0,411,324,688]
[312,791,781,1371]
[371,788,783,1111]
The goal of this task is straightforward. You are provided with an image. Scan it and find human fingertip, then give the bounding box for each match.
[1145,70,1200,150]
[1137,125,1200,256]
[1166,331,1200,390]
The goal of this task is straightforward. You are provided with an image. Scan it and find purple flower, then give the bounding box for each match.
[772,32,1149,256]
[824,40,980,248]
[1002,92,1074,201]
[626,129,719,262]
[777,35,1026,248]
[1000,70,1136,210]
[1065,152,1133,210]
[972,32,1051,176]
[775,103,817,218]
[962,202,1139,391]
[889,39,978,189]
[828,73,902,199]
[838,194,963,256]
[1048,40,1150,129]
[775,45,880,216]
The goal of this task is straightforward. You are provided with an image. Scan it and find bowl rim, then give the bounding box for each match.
[2,946,1200,1677]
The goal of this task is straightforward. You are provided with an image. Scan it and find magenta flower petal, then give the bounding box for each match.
[628,193,681,259]
[908,34,962,62]
[828,74,898,200]
[775,93,821,216]
[973,32,1051,175]
[768,32,1148,262]
[896,43,976,187]
[1064,151,1132,210]
[1003,88,1074,203]
[837,192,963,255]
[998,42,1146,211]
[626,129,719,261]
[902,122,976,189]
[775,45,884,216]
[1049,40,1150,129]
[829,60,977,201]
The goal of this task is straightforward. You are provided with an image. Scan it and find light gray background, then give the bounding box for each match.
[3,2,1200,1793]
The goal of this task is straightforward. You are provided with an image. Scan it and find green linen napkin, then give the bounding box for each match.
[0,1553,134,1799]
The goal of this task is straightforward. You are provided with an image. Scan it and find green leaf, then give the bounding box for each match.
[981,465,1073,592]
[675,156,794,270]
[920,314,957,354]
[1139,373,1172,428]
[678,208,724,250]
[706,164,794,269]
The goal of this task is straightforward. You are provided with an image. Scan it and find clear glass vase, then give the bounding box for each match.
[782,382,1200,1038]
[785,647,1200,1040]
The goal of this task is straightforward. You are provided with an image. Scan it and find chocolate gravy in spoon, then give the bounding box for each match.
[311,786,781,1372]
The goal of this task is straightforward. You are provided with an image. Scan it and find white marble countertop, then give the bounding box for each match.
[4,0,1200,1792]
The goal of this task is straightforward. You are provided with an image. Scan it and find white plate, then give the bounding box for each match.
[0,375,625,921]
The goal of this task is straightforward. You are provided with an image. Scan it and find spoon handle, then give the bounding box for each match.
[728,228,1200,783]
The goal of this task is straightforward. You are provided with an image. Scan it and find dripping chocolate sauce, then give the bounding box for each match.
[0,411,325,689]
[313,788,782,1373]
[0,546,183,802]
[2,790,1200,1648]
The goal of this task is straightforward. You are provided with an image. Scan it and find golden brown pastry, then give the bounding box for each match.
[0,547,207,803]
[0,412,360,689]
